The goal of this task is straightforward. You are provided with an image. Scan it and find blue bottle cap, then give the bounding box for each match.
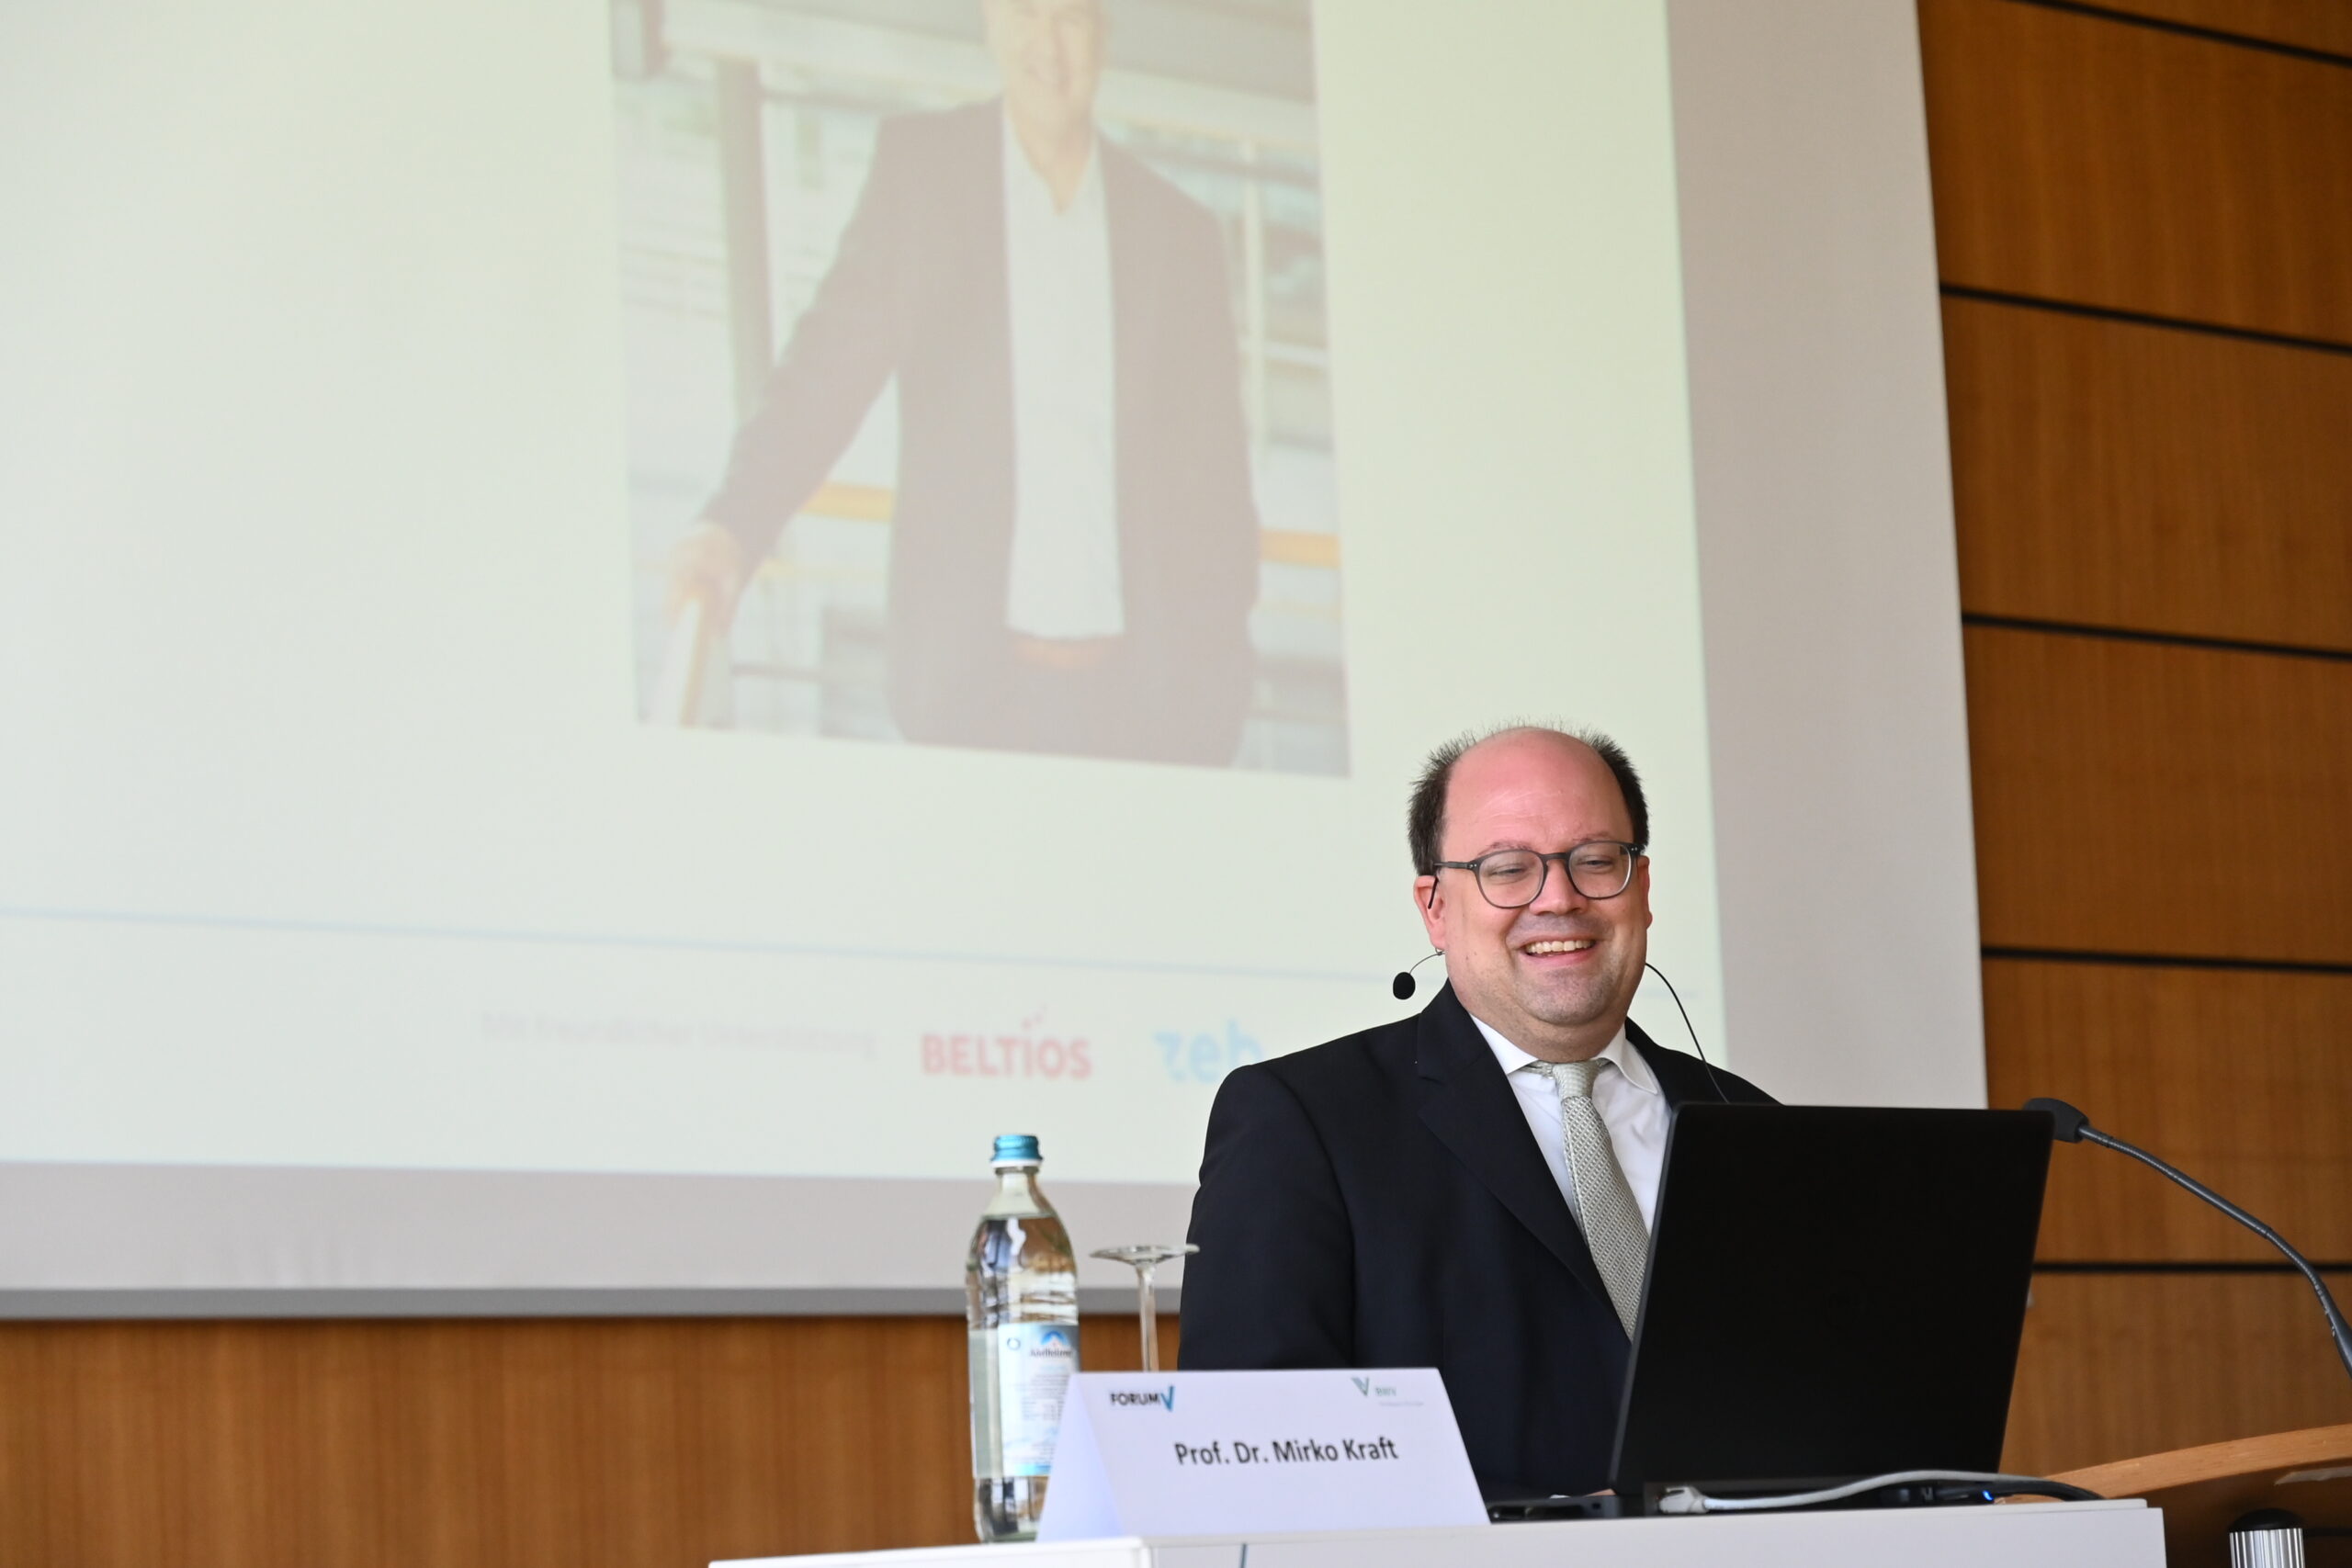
[992,1134,1042,1165]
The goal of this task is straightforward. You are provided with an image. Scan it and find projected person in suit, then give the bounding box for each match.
[667,0,1261,765]
[1180,726,1777,1497]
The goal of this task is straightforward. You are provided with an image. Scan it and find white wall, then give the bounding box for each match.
[1673,0,1986,1111]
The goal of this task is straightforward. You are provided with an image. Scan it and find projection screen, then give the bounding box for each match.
[0,0,1981,1314]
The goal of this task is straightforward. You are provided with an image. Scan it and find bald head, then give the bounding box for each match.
[1408,725,1648,876]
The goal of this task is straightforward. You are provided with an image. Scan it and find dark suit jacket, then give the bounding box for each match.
[1180,982,1775,1497]
[703,102,1261,762]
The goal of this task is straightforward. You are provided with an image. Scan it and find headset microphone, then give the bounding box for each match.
[1390,951,1728,1099]
[1643,961,1732,1104]
[1392,951,1442,999]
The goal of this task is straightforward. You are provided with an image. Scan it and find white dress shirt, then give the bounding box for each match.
[1470,1014,1669,1232]
[1000,117,1125,639]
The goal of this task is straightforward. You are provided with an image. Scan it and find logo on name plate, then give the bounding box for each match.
[1108,1385,1179,1412]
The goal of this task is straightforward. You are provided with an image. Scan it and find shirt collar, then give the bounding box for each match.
[1001,106,1103,219]
[1467,1012,1658,1096]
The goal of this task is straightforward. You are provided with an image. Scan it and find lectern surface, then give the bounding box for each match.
[2055,1423,2352,1568]
[715,1498,2157,1568]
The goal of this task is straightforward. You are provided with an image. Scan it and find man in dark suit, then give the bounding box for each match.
[1181,726,1773,1497]
[668,0,1259,764]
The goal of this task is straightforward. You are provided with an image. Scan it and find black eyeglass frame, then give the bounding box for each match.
[1424,840,1649,908]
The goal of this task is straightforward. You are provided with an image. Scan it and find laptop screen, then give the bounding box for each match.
[1610,1104,2052,1499]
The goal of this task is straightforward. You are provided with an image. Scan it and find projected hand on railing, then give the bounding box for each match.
[653,521,745,728]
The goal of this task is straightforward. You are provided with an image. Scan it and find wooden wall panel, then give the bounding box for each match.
[1964,626,2352,964]
[1930,0,2352,1499]
[2104,0,2352,60]
[0,1314,1177,1568]
[2005,1271,2352,1477]
[1919,0,2352,343]
[1983,957,2352,1261]
[1944,297,2352,651]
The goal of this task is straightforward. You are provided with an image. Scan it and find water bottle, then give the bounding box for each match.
[967,1133,1080,1543]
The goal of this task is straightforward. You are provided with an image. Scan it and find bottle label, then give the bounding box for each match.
[993,1321,1079,1477]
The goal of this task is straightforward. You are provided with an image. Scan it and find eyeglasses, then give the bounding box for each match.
[1429,840,1645,908]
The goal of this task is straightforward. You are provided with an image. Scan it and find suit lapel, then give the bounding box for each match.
[1101,139,1162,390]
[934,107,1015,448]
[1412,986,1613,1306]
[1628,1021,1720,1111]
[1100,139,1159,588]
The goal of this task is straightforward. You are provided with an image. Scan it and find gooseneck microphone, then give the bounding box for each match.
[2025,1096,2352,1388]
[1392,951,1442,999]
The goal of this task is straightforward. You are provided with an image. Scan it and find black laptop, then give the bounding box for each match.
[1604,1102,2052,1508]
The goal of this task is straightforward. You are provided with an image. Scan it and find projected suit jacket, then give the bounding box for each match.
[1180,981,1775,1498]
[701,102,1261,763]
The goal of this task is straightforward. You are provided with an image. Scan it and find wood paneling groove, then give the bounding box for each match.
[1920,0,2352,344]
[0,1314,1178,1568]
[2005,1271,2352,1476]
[1966,617,2352,668]
[1964,626,2352,965]
[1947,299,2352,653]
[2037,1263,2352,1273]
[2060,0,2352,62]
[1985,946,2352,977]
[1945,283,2352,359]
[1983,958,2352,1262]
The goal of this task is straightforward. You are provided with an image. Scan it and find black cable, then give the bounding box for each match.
[1643,962,1731,1103]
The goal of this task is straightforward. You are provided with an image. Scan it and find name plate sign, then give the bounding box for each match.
[1035,1369,1487,1540]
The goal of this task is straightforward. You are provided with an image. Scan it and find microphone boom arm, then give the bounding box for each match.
[2076,1122,2352,1387]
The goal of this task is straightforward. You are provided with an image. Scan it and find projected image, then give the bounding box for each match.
[614,0,1345,773]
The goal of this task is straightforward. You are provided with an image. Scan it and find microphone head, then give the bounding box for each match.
[1391,971,1416,1000]
[2024,1097,2091,1143]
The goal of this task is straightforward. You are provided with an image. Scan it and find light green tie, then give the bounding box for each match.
[1535,1057,1648,1339]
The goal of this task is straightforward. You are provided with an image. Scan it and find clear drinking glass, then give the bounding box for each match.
[1089,1244,1197,1372]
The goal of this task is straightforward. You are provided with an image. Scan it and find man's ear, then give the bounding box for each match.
[1413,874,1445,945]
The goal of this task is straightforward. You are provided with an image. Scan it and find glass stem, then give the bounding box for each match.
[1136,1263,1159,1372]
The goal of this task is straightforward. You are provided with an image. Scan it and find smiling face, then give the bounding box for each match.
[1413,729,1651,1060]
[982,0,1105,149]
